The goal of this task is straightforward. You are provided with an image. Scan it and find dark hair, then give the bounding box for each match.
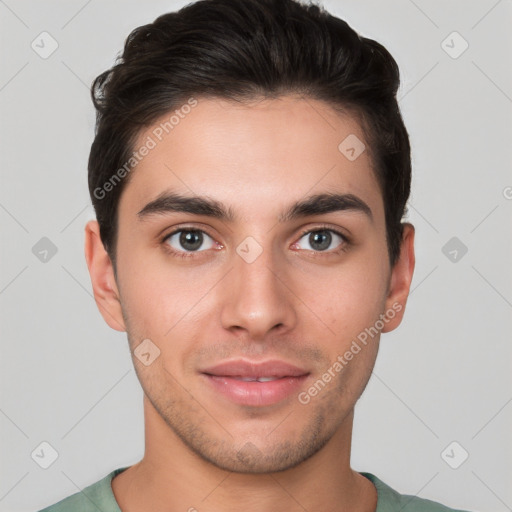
[88,0,411,271]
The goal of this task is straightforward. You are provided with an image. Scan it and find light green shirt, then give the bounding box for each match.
[38,466,472,511]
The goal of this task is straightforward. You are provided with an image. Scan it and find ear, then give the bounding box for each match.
[84,220,126,332]
[382,223,415,333]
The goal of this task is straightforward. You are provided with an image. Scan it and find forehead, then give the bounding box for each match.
[119,95,383,222]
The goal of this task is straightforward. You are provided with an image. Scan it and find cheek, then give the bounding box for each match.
[300,258,389,340]
[116,247,202,324]
[117,259,223,370]
[123,279,197,341]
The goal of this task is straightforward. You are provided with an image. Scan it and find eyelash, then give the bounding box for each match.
[160,224,350,259]
[296,226,350,257]
[161,228,218,260]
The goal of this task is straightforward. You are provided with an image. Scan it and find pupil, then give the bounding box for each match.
[310,231,331,251]
[180,231,202,251]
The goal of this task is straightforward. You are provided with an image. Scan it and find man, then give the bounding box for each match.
[39,0,472,510]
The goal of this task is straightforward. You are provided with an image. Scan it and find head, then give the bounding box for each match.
[89,0,411,273]
[85,0,415,473]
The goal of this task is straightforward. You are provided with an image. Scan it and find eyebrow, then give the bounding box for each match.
[137,191,373,223]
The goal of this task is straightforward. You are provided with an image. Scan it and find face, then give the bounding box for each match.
[86,95,414,473]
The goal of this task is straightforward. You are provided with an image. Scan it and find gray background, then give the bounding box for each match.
[1,0,511,511]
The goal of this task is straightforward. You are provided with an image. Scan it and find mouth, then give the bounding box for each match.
[200,359,310,407]
[222,376,286,382]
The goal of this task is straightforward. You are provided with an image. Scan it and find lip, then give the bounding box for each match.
[200,359,310,407]
[202,359,309,378]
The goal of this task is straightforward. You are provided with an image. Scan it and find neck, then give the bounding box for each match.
[111,396,377,512]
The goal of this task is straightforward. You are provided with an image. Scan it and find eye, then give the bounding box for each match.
[294,228,347,253]
[164,229,216,254]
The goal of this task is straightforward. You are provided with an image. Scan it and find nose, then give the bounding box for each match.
[219,240,298,340]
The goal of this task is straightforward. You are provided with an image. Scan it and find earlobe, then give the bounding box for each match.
[84,220,126,332]
[382,223,415,333]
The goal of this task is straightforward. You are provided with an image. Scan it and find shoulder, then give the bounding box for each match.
[361,472,474,512]
[36,467,129,512]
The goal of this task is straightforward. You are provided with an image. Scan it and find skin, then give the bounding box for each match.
[85,95,415,512]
